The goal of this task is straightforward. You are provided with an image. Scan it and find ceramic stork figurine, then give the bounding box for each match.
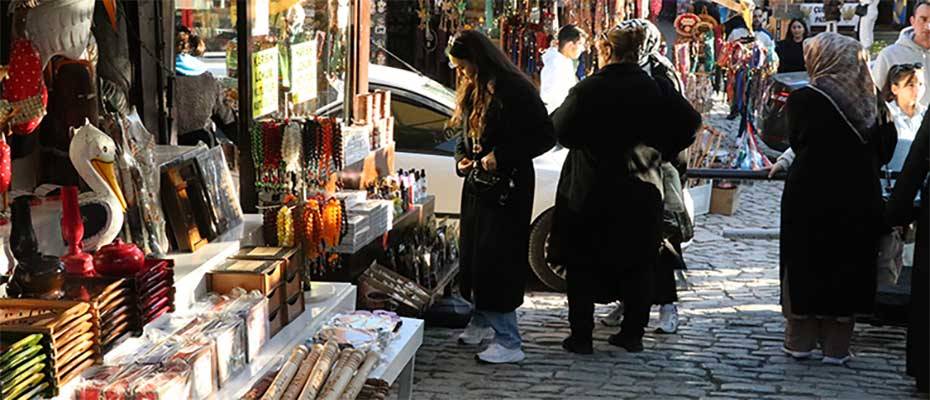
[66,120,127,252]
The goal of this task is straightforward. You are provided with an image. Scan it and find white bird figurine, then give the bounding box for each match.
[67,120,126,252]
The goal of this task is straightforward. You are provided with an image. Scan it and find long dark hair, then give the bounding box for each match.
[447,30,533,138]
[881,63,922,103]
[786,18,809,42]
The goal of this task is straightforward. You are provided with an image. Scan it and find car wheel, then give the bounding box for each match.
[528,208,567,292]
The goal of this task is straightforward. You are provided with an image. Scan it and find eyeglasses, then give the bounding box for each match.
[890,63,924,74]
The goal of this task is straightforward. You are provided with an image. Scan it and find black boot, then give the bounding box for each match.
[562,336,593,355]
[608,333,644,353]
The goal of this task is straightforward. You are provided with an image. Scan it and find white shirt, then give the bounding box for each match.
[540,48,578,114]
[727,28,775,50]
[886,101,927,172]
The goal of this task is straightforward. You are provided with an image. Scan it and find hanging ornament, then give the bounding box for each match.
[674,13,701,38]
[281,121,302,174]
[0,39,48,135]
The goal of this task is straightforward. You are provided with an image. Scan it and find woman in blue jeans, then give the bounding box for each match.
[447,30,555,364]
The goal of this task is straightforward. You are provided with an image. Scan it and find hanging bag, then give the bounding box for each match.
[877,167,904,285]
[465,164,515,206]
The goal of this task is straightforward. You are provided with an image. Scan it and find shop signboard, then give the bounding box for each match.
[798,3,860,27]
[252,47,279,118]
[290,40,318,105]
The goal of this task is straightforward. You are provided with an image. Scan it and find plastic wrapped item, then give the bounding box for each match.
[168,341,218,399]
[206,317,247,386]
[330,311,400,334]
[131,362,193,400]
[194,146,243,236]
[124,110,169,256]
[314,327,378,350]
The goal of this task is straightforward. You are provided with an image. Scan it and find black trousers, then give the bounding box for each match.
[567,263,654,341]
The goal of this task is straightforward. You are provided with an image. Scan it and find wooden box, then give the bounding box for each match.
[284,269,303,300]
[0,299,102,395]
[282,292,305,325]
[710,184,741,216]
[267,306,285,338]
[208,259,284,295]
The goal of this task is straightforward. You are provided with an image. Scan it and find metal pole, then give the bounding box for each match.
[344,0,356,123]
[238,0,257,213]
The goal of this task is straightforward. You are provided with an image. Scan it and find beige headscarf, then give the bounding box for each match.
[803,32,877,143]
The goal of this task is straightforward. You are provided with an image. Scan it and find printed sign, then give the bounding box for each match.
[799,3,860,27]
[252,47,279,117]
[290,40,318,105]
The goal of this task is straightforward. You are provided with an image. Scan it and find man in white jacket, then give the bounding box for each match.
[872,0,930,108]
[540,25,587,114]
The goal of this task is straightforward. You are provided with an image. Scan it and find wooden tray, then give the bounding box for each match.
[0,299,102,395]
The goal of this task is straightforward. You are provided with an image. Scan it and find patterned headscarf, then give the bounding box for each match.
[617,19,683,93]
[803,33,877,142]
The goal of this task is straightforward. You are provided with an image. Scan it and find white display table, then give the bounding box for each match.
[371,317,425,400]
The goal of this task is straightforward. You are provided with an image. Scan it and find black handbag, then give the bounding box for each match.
[465,165,515,206]
[855,4,868,17]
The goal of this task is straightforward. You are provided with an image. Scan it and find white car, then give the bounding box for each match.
[320,65,571,290]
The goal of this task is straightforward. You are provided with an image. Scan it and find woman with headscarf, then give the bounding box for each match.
[779,33,897,366]
[448,30,556,364]
[551,22,701,354]
[599,19,693,335]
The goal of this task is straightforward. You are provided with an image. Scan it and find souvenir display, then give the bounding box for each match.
[381,218,458,292]
[718,39,775,170]
[0,300,101,395]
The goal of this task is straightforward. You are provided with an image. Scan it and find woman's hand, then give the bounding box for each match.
[768,158,789,178]
[458,158,475,174]
[481,151,497,171]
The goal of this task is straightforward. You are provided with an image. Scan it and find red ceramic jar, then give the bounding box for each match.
[93,239,145,277]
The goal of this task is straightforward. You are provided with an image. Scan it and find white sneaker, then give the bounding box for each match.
[476,343,525,364]
[458,325,494,345]
[822,353,854,366]
[782,346,814,360]
[655,304,679,334]
[600,302,624,327]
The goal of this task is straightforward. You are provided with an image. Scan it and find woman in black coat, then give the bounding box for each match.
[551,24,701,354]
[886,113,928,393]
[447,30,556,364]
[775,18,809,73]
[779,33,897,365]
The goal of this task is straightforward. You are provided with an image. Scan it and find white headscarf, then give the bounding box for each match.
[617,19,683,93]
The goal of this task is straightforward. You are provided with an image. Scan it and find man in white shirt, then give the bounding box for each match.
[872,0,930,109]
[540,25,587,114]
[727,7,775,49]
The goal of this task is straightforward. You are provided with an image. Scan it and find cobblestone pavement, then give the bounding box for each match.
[406,105,927,399]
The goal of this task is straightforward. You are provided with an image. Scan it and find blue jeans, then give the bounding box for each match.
[470,309,522,350]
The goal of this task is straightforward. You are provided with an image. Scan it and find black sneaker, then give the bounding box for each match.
[607,333,644,353]
[561,336,593,355]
